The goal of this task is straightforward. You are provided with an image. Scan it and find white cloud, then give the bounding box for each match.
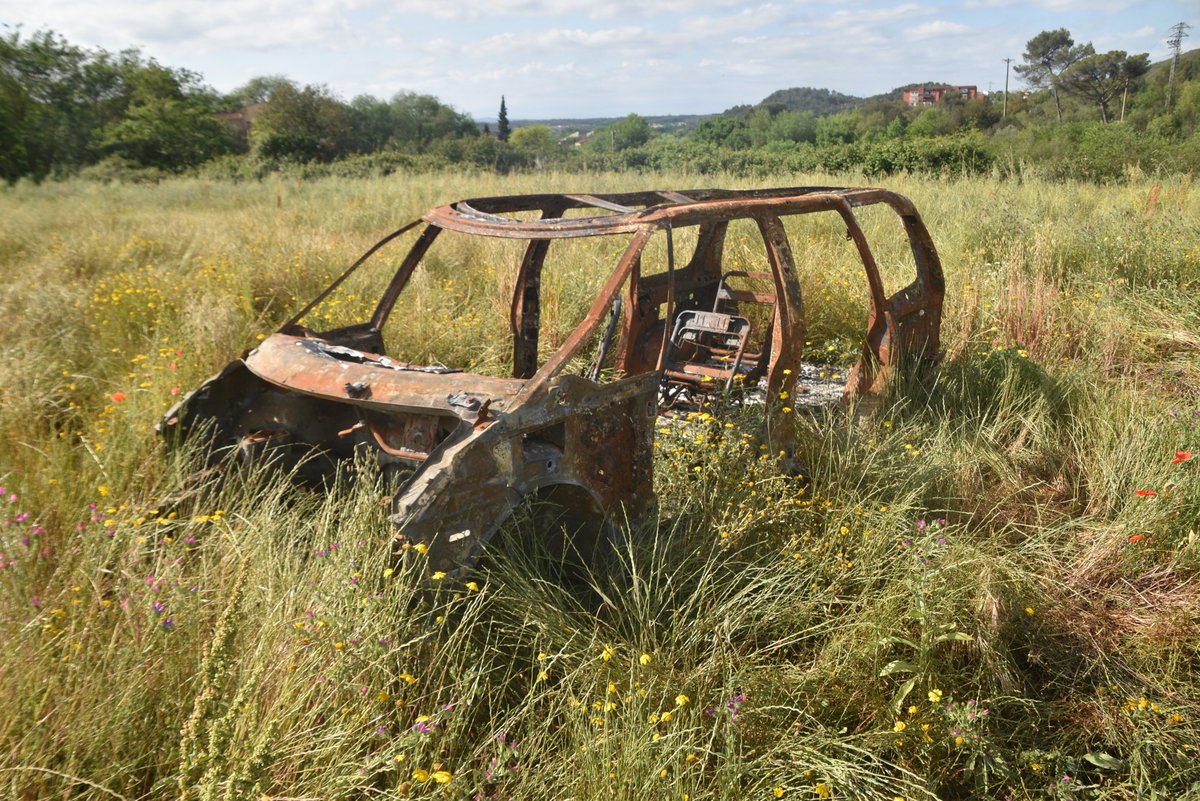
[1,0,1183,117]
[4,0,368,53]
[370,0,751,22]
[964,0,1135,8]
[903,20,971,40]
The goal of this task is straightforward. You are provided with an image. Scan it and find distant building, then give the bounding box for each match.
[214,103,267,143]
[902,85,978,106]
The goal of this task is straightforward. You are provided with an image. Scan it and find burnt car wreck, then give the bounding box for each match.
[161,187,944,577]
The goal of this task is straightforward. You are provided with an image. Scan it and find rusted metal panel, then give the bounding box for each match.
[162,186,945,577]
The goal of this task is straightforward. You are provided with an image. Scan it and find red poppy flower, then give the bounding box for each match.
[1128,535,1145,544]
[1172,451,1192,465]
[1134,490,1158,498]
[111,392,126,403]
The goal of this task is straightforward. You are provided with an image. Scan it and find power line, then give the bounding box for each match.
[1166,21,1190,108]
[999,59,1013,118]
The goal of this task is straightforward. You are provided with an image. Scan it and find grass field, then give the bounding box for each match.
[1,170,1198,801]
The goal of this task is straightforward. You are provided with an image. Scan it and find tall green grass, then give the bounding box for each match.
[1,171,1198,800]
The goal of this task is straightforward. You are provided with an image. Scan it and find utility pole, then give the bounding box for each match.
[1166,22,1190,109]
[1001,57,1013,117]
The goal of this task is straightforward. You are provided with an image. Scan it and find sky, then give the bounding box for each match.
[1,0,1192,120]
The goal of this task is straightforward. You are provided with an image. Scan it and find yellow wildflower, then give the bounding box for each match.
[639,653,652,666]
[675,693,690,707]
[893,721,906,733]
[431,770,452,785]
[412,769,430,782]
[774,787,785,798]
[601,645,614,662]
[928,689,943,703]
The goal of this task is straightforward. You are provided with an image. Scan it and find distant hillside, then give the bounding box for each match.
[725,82,979,118]
[1146,47,1200,83]
[724,87,865,117]
[506,48,1200,134]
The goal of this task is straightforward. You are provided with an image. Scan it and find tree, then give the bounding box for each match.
[1118,53,1151,121]
[349,94,395,152]
[252,83,356,162]
[509,125,558,167]
[768,110,818,144]
[583,114,654,154]
[95,55,234,170]
[0,28,103,178]
[907,107,953,138]
[0,28,237,177]
[747,106,774,146]
[1061,51,1149,123]
[99,95,233,169]
[228,75,295,107]
[389,91,478,151]
[608,113,653,150]
[1015,29,1094,122]
[497,96,510,142]
[815,113,858,145]
[692,115,752,148]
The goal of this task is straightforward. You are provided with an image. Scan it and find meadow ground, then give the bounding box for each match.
[0,170,1198,801]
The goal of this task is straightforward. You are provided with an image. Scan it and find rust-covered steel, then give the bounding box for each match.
[160,187,944,577]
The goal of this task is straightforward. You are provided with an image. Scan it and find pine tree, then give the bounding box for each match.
[497,96,510,142]
[1015,29,1094,123]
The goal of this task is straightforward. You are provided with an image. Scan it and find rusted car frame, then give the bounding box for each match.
[161,187,944,577]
